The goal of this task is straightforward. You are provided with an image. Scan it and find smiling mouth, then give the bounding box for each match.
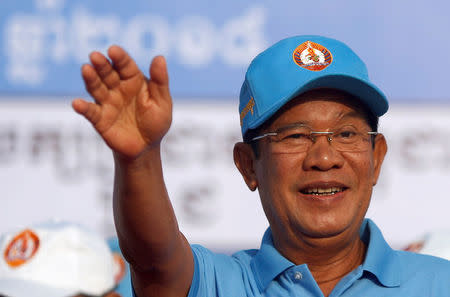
[301,187,346,196]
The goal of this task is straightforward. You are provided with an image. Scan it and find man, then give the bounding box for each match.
[0,221,127,297]
[72,35,450,297]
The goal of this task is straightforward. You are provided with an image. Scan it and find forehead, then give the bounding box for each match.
[266,89,371,129]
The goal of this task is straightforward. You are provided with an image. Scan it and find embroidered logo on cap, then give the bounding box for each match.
[4,229,40,268]
[240,97,255,126]
[293,41,333,71]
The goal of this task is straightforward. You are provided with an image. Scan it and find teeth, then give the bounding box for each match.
[304,187,343,195]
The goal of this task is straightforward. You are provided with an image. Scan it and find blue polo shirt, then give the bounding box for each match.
[188,219,450,297]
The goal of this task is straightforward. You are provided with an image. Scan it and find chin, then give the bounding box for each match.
[297,216,359,239]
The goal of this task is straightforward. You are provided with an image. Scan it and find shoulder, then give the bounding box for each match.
[189,245,260,297]
[396,249,450,271]
[398,250,450,269]
[191,244,257,272]
[395,250,450,290]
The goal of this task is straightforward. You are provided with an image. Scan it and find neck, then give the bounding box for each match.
[273,227,366,297]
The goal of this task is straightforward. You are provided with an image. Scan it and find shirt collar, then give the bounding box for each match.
[251,219,401,292]
[360,218,401,287]
[250,227,294,291]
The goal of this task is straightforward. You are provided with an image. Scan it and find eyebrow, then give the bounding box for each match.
[340,110,367,120]
[286,111,365,124]
[270,122,309,132]
[275,116,368,131]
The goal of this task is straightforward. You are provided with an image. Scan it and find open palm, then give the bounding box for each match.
[72,46,172,159]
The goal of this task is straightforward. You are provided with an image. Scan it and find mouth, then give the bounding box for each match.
[301,187,346,196]
[299,182,349,198]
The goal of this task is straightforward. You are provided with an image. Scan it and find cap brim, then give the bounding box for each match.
[297,74,388,116]
[248,74,388,131]
[0,279,74,297]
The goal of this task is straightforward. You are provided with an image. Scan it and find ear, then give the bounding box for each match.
[372,134,387,186]
[233,142,258,191]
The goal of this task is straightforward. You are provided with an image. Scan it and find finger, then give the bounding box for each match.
[81,64,110,104]
[148,55,171,103]
[90,51,121,90]
[107,45,142,80]
[72,98,102,126]
[150,56,169,86]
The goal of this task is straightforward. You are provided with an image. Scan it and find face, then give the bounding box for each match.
[235,90,387,249]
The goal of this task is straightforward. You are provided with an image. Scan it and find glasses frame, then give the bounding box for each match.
[250,123,379,152]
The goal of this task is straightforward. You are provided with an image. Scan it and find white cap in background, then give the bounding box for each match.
[0,221,118,297]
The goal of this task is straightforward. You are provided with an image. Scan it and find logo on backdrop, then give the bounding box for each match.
[293,41,332,71]
[3,229,40,267]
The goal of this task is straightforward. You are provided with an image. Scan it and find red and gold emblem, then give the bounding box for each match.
[4,229,40,268]
[293,41,333,71]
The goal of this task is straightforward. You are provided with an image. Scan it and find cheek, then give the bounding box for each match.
[342,153,375,207]
[256,153,300,203]
[344,152,375,182]
[260,154,301,187]
[256,155,300,225]
[257,159,283,194]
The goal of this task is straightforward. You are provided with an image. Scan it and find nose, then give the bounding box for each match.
[302,134,345,171]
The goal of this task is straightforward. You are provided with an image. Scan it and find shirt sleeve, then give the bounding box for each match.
[188,244,217,297]
[131,244,246,297]
[188,244,248,297]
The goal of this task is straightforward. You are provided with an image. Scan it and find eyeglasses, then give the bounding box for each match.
[251,123,378,153]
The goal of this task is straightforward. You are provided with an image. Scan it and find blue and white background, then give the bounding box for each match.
[2,0,450,101]
[1,0,450,251]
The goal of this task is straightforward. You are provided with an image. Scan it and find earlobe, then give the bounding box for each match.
[233,142,258,192]
[372,134,387,185]
[249,180,258,191]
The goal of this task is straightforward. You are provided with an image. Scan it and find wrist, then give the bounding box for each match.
[113,144,162,171]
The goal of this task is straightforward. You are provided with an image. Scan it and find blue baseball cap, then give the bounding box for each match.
[239,35,388,137]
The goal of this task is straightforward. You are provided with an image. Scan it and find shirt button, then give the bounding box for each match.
[294,272,303,280]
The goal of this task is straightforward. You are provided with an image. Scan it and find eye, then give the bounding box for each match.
[273,125,312,143]
[278,129,311,142]
[285,132,309,139]
[334,126,360,142]
[337,130,356,138]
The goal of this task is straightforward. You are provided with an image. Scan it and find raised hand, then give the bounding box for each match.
[72,45,172,159]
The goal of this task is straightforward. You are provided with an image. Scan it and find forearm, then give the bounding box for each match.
[112,145,183,271]
[73,46,191,295]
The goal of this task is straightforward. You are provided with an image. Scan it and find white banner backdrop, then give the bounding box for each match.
[1,99,449,250]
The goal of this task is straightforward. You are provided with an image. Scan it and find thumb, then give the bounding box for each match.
[71,98,101,126]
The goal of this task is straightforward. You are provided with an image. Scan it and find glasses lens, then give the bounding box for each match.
[332,125,372,152]
[265,124,374,153]
[270,125,312,153]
